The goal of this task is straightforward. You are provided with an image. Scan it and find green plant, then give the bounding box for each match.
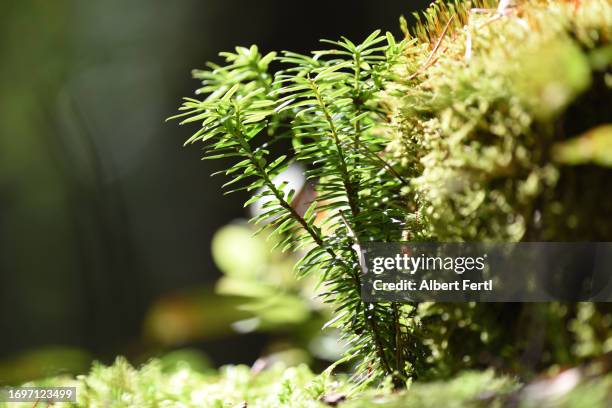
[7,358,612,407]
[0,358,516,408]
[170,30,416,386]
[212,222,344,364]
[383,0,612,377]
[172,0,612,386]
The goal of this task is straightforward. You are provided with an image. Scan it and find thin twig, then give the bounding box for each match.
[407,14,456,80]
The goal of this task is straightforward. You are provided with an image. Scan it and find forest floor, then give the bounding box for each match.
[1,357,611,407]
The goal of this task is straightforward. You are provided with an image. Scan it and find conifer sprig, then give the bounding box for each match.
[172,33,413,385]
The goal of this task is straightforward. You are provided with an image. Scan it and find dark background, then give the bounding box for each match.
[0,0,429,379]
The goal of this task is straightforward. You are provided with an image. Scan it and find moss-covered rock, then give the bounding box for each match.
[383,0,612,377]
[387,0,612,242]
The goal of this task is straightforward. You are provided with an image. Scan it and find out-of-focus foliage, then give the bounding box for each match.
[157,348,214,374]
[346,370,518,408]
[212,223,317,330]
[552,124,612,167]
[143,289,251,345]
[0,347,91,386]
[143,222,345,363]
[212,222,346,362]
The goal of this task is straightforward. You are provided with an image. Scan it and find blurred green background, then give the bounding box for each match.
[0,0,431,384]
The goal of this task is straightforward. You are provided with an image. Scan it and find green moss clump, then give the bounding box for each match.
[384,0,612,377]
[0,359,340,408]
[6,358,612,407]
[388,0,612,242]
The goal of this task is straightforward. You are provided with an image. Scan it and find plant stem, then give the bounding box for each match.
[309,78,395,378]
[308,78,361,220]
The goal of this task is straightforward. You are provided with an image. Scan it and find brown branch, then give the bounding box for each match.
[407,15,456,80]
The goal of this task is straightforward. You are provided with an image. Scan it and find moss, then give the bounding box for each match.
[11,4,609,405]
[346,370,517,408]
[5,359,612,407]
[164,0,612,382]
[1,359,339,408]
[382,0,612,377]
[387,0,612,242]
